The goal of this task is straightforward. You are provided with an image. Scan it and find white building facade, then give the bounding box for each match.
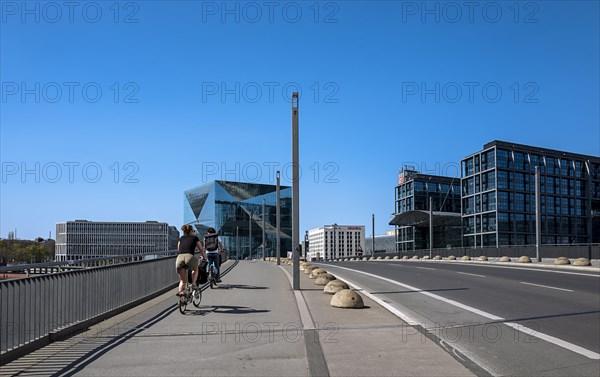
[307,225,365,261]
[55,220,179,261]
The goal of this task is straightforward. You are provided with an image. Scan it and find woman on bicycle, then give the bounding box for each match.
[176,225,206,295]
[204,227,223,283]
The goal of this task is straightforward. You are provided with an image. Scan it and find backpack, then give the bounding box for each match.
[204,233,219,251]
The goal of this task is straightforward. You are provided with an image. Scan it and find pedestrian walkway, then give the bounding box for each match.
[2,260,476,376]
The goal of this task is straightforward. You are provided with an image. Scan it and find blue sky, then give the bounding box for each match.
[1,0,599,240]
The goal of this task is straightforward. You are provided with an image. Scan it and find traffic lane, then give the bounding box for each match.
[321,261,600,353]
[319,263,600,377]
[395,261,600,295]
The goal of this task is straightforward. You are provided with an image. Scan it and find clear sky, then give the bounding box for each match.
[1,0,599,240]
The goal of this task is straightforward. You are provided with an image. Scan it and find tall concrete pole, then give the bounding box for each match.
[262,199,266,261]
[292,92,300,290]
[535,166,542,262]
[236,226,239,260]
[249,209,252,259]
[276,171,281,265]
[371,214,375,256]
[429,196,433,259]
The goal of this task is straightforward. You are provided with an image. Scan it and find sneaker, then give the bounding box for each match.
[217,279,222,283]
[192,284,199,290]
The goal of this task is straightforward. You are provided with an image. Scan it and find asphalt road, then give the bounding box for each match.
[319,260,600,377]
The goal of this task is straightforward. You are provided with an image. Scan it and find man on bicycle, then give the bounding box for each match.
[204,227,223,283]
[176,225,206,295]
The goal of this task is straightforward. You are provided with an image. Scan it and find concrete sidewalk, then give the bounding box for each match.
[2,260,476,376]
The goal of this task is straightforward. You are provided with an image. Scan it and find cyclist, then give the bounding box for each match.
[204,227,223,283]
[176,225,206,296]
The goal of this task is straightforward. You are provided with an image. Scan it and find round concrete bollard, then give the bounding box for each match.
[461,255,471,261]
[402,256,409,260]
[376,256,384,260]
[412,255,420,260]
[518,256,532,263]
[304,265,318,274]
[478,256,488,261]
[300,263,311,271]
[498,256,511,262]
[362,257,369,261]
[330,289,365,309]
[310,268,327,279]
[324,279,349,294]
[433,255,442,260]
[573,258,591,266]
[315,273,336,286]
[393,256,400,259]
[447,255,456,261]
[385,256,392,260]
[554,257,571,265]
[422,255,430,260]
[369,257,376,261]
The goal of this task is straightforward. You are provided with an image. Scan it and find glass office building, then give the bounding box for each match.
[184,181,292,259]
[462,141,600,247]
[390,169,462,252]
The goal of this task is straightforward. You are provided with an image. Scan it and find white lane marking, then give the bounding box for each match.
[449,262,599,278]
[519,282,573,292]
[457,272,486,278]
[325,264,600,360]
[329,265,503,321]
[416,267,436,271]
[504,322,599,360]
[279,266,315,330]
[333,275,419,326]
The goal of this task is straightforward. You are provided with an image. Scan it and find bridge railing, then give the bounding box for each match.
[0,254,178,364]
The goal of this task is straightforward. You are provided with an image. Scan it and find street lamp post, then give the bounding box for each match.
[291,92,300,290]
[276,171,281,265]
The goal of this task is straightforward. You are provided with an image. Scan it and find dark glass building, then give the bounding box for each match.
[390,169,462,252]
[184,181,292,259]
[462,141,600,247]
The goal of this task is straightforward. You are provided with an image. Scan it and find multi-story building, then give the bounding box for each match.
[184,181,292,259]
[461,140,600,247]
[307,225,365,260]
[390,168,462,252]
[55,220,177,261]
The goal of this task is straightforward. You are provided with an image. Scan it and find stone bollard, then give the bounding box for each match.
[304,265,318,274]
[300,263,311,271]
[402,256,409,260]
[315,273,336,286]
[518,256,532,263]
[412,255,420,260]
[422,255,430,260]
[478,256,488,261]
[498,256,511,262]
[330,289,365,309]
[447,255,456,261]
[324,280,349,294]
[310,268,327,279]
[573,258,591,266]
[433,255,442,260]
[384,256,392,260]
[461,255,471,261]
[362,257,369,261]
[554,257,570,265]
[393,256,400,259]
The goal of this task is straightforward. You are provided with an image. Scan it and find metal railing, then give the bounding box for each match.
[0,254,178,363]
[373,243,600,259]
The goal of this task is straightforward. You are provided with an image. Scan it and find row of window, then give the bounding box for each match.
[463,213,589,235]
[463,150,496,176]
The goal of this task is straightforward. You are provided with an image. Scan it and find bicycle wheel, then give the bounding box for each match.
[178,296,187,314]
[192,288,202,307]
[209,270,215,289]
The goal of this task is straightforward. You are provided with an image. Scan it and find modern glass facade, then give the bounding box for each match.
[392,169,462,251]
[462,141,600,247]
[184,181,292,259]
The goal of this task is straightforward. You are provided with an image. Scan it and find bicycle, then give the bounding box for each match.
[178,269,202,314]
[206,257,218,289]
